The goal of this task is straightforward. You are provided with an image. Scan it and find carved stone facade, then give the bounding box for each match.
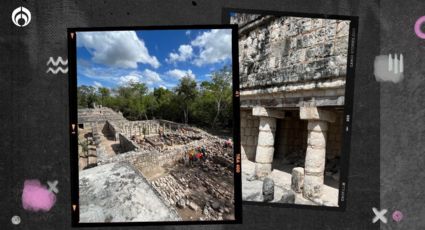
[233,13,349,205]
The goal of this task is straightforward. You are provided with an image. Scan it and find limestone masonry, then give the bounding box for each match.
[232,13,350,206]
[77,106,235,221]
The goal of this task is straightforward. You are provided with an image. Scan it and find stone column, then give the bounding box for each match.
[255,116,276,178]
[252,106,285,178]
[300,106,335,200]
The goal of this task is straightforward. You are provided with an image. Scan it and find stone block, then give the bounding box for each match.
[303,174,324,199]
[247,136,254,144]
[324,89,338,96]
[291,167,304,193]
[258,117,277,131]
[307,120,328,132]
[262,177,274,202]
[279,189,296,204]
[307,130,327,149]
[240,119,247,127]
[304,148,326,172]
[336,21,350,37]
[255,146,275,163]
[300,107,336,123]
[252,106,285,119]
[255,162,272,178]
[257,130,275,146]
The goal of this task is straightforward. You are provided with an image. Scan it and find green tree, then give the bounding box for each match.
[153,87,177,120]
[98,87,110,106]
[201,66,232,128]
[77,85,98,108]
[175,76,197,124]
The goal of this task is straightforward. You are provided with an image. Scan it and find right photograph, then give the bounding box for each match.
[227,10,357,208]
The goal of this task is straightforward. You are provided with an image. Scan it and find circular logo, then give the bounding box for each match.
[11,6,31,27]
[392,210,403,222]
[11,215,21,225]
[414,16,425,39]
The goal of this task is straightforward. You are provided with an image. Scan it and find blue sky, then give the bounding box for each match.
[76,29,232,90]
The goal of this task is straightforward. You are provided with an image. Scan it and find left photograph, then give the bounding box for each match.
[68,25,241,226]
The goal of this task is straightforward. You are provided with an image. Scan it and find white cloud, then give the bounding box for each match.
[93,81,103,88]
[165,69,195,80]
[186,30,191,36]
[166,44,193,63]
[142,69,162,85]
[118,74,140,85]
[118,69,163,86]
[191,29,232,66]
[77,31,160,69]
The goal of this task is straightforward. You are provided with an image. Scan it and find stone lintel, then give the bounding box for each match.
[252,106,285,119]
[299,106,336,123]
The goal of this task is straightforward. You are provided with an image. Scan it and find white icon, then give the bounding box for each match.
[388,54,403,74]
[372,207,388,224]
[46,57,68,74]
[11,7,31,27]
[374,54,404,83]
[11,215,21,225]
[47,180,59,194]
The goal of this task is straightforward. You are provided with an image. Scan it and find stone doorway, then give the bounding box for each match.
[272,111,308,174]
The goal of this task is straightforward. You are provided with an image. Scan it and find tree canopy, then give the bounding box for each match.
[77,66,233,129]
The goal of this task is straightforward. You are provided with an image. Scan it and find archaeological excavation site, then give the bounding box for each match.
[77,107,236,222]
[231,13,351,206]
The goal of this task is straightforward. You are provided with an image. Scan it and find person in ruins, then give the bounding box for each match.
[200,145,207,160]
[224,138,233,148]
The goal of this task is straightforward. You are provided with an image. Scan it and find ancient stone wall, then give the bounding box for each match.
[78,107,126,125]
[241,108,342,163]
[119,133,139,152]
[232,14,350,108]
[132,148,186,173]
[240,109,259,161]
[104,120,120,137]
[117,119,188,137]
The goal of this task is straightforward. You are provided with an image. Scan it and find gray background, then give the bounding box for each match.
[380,0,425,229]
[1,0,415,229]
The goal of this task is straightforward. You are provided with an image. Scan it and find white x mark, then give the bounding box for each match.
[372,207,387,224]
[47,180,59,194]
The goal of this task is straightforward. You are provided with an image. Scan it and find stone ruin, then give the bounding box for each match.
[77,107,235,222]
[232,13,350,206]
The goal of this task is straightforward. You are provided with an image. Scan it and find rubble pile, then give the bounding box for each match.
[152,175,187,206]
[77,108,236,221]
[163,133,203,146]
[146,139,235,221]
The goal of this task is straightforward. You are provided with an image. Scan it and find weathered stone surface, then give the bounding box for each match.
[257,131,276,146]
[79,162,180,222]
[258,116,277,131]
[252,106,285,119]
[304,148,326,172]
[303,170,325,200]
[262,177,274,202]
[255,162,272,178]
[176,198,186,209]
[291,167,304,193]
[188,202,199,211]
[300,107,336,122]
[255,146,275,163]
[307,130,327,149]
[307,121,329,132]
[302,118,329,200]
[278,189,295,204]
[211,200,221,210]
